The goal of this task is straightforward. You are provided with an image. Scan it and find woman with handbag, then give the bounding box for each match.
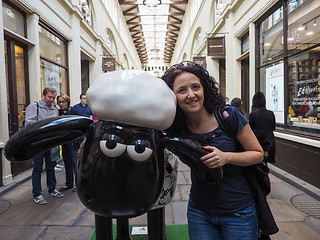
[162,61,264,240]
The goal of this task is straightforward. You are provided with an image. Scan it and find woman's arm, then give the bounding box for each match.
[200,123,264,169]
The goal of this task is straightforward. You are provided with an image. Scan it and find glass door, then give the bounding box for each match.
[5,38,29,135]
[5,38,31,176]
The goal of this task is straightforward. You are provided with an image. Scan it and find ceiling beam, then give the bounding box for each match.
[124,12,185,17]
[126,22,182,25]
[170,5,185,14]
[126,16,140,24]
[168,15,182,23]
[123,5,137,14]
[119,0,188,5]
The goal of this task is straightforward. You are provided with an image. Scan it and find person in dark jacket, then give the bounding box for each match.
[249,92,276,163]
[57,94,77,192]
[68,94,93,178]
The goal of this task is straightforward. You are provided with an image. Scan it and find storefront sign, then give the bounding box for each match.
[193,57,206,69]
[266,63,284,123]
[102,57,115,72]
[207,37,225,58]
[292,78,320,106]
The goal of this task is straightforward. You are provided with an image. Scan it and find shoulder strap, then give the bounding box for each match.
[35,101,39,121]
[213,108,236,139]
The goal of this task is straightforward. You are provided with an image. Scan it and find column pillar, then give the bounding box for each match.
[0,2,12,185]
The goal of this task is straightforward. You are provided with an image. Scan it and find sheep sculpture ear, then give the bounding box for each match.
[4,115,93,162]
[164,135,223,185]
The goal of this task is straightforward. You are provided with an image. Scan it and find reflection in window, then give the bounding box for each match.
[288,0,305,13]
[241,32,249,54]
[259,7,284,66]
[106,29,118,60]
[39,25,66,65]
[2,2,25,37]
[287,1,320,55]
[39,23,68,96]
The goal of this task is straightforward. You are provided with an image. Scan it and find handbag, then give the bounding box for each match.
[51,145,61,162]
[213,108,271,195]
[213,107,279,237]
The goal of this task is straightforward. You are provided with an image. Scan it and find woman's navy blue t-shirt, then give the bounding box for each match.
[187,106,254,213]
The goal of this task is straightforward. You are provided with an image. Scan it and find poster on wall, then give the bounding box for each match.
[42,61,61,93]
[266,63,284,123]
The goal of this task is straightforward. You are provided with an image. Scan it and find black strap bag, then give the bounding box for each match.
[213,108,279,237]
[213,108,271,195]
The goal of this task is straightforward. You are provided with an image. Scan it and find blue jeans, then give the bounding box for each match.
[62,143,77,188]
[32,151,56,197]
[187,198,258,240]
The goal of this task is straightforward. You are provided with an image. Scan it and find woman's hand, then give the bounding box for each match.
[77,139,86,158]
[200,124,264,168]
[200,146,228,169]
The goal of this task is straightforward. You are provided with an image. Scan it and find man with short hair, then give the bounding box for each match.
[68,94,93,118]
[25,87,64,205]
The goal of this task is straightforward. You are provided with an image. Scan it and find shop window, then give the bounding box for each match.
[241,32,249,54]
[259,6,284,66]
[287,53,320,134]
[39,23,68,95]
[288,0,306,14]
[81,59,90,94]
[256,0,320,135]
[2,1,25,37]
[106,29,118,59]
[287,1,320,55]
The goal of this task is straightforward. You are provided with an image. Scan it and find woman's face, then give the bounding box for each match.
[57,97,68,110]
[172,72,205,115]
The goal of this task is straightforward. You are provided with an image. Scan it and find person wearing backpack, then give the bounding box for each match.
[162,61,265,240]
[25,87,64,205]
[249,92,276,163]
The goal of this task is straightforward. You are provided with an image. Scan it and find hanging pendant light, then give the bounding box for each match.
[143,0,161,8]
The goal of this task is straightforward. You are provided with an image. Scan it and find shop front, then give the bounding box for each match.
[256,0,320,188]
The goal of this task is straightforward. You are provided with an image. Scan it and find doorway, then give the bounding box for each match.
[5,37,32,175]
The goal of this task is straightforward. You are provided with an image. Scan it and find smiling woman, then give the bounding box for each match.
[161,61,276,240]
[172,72,205,117]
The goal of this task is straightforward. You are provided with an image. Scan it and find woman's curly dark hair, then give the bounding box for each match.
[161,61,225,134]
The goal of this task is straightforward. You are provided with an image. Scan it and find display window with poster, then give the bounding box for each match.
[39,22,68,95]
[256,0,320,135]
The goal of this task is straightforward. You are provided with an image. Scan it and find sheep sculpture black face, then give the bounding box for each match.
[4,70,222,240]
[77,121,178,218]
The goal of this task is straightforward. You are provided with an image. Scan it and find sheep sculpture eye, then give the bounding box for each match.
[127,139,153,162]
[100,134,126,157]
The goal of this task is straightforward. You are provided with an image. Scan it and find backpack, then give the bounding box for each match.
[213,107,271,195]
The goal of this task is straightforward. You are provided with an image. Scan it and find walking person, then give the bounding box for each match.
[249,91,276,163]
[162,61,264,240]
[25,87,64,205]
[231,97,248,118]
[57,94,77,192]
